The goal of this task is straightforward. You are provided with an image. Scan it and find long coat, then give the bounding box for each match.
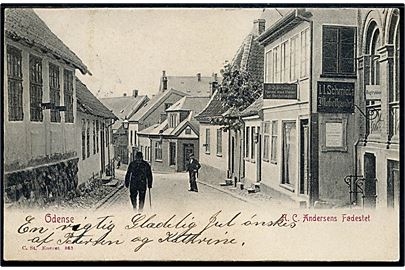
[125,160,153,191]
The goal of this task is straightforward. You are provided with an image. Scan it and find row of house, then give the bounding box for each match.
[196,8,400,209]
[100,70,219,171]
[4,8,117,204]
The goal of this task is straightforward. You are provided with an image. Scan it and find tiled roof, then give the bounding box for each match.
[194,91,228,122]
[5,8,89,74]
[129,88,186,122]
[231,32,264,82]
[100,94,148,129]
[76,78,117,120]
[162,75,221,97]
[195,24,264,122]
[239,95,263,117]
[166,96,210,114]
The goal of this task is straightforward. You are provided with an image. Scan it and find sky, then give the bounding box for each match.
[35,8,264,98]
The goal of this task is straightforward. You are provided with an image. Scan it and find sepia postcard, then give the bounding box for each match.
[1,4,403,265]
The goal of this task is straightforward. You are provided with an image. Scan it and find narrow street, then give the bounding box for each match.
[98,169,251,211]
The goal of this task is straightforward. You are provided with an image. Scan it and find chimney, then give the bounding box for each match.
[132,90,138,97]
[123,93,127,97]
[162,70,168,91]
[197,73,201,82]
[253,19,266,36]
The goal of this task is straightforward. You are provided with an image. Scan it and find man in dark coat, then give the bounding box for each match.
[125,151,153,211]
[186,153,201,192]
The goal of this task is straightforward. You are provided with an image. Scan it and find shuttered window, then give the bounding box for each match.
[322,26,356,76]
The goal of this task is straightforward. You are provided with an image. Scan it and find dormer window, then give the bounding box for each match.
[169,113,178,128]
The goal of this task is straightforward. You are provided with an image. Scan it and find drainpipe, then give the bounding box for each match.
[297,11,316,206]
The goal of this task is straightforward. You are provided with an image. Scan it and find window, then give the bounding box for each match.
[273,47,280,82]
[87,119,90,158]
[263,122,270,160]
[251,127,256,160]
[49,63,61,122]
[64,69,74,123]
[82,119,86,160]
[300,28,310,78]
[169,114,177,128]
[29,55,43,122]
[281,41,290,82]
[390,26,400,138]
[245,127,250,158]
[205,129,211,153]
[96,120,99,153]
[322,26,356,76]
[7,45,23,121]
[169,142,176,165]
[290,35,299,81]
[155,141,162,160]
[366,27,382,136]
[271,121,278,163]
[265,50,273,83]
[106,125,109,147]
[216,129,222,155]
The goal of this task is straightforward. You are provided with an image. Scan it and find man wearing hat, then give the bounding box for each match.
[125,151,153,211]
[185,153,201,192]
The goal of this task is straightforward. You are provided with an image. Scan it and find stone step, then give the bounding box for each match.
[247,188,256,194]
[103,179,119,187]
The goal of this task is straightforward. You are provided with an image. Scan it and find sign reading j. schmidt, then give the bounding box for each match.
[317,82,355,113]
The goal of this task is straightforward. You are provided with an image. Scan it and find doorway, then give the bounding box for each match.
[300,119,309,195]
[387,160,399,208]
[256,127,262,182]
[363,153,377,208]
[169,142,176,166]
[282,121,297,188]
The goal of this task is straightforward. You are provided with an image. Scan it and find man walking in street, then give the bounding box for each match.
[125,151,153,211]
[186,153,201,192]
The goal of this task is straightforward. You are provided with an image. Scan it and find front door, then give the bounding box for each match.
[183,144,194,171]
[256,127,262,182]
[364,153,377,208]
[300,120,309,195]
[387,160,400,208]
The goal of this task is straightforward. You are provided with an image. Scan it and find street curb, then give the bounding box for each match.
[94,184,125,210]
[198,180,259,205]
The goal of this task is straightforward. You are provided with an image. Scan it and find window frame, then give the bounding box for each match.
[7,45,24,122]
[155,141,162,161]
[262,121,271,161]
[216,128,222,156]
[49,63,61,123]
[205,128,211,154]
[64,69,74,123]
[270,120,278,164]
[29,54,43,122]
[321,25,357,77]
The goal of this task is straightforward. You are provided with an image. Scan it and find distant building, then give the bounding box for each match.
[75,78,117,184]
[4,8,90,204]
[137,96,210,172]
[159,70,218,97]
[100,91,149,165]
[129,72,219,163]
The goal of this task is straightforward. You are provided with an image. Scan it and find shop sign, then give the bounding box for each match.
[317,81,355,113]
[263,83,297,99]
[365,85,382,100]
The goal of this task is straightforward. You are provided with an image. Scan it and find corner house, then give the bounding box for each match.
[257,8,359,207]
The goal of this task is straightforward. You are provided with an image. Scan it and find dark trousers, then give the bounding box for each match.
[130,188,146,211]
[189,171,198,192]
